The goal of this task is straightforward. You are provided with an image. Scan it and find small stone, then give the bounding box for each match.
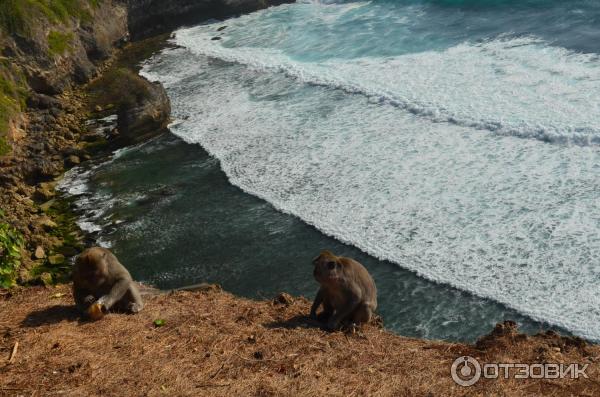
[94,105,103,112]
[82,134,101,142]
[273,292,294,306]
[39,199,56,212]
[21,197,35,207]
[40,272,53,286]
[34,246,46,259]
[35,186,55,201]
[38,216,58,230]
[40,181,57,191]
[65,155,81,167]
[211,37,222,41]
[48,254,65,265]
[553,347,561,353]
[57,245,78,257]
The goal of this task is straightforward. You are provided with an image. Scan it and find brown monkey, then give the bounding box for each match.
[310,250,377,330]
[72,247,144,320]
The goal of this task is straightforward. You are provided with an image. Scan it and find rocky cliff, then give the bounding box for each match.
[126,0,294,40]
[0,0,128,158]
[0,0,169,286]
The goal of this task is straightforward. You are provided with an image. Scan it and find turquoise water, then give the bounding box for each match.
[64,0,600,341]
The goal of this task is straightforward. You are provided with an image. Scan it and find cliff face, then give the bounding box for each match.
[0,0,129,156]
[3,0,128,96]
[126,0,294,40]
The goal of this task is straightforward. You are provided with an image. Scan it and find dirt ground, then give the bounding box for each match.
[1,285,599,396]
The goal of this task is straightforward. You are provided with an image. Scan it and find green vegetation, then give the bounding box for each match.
[31,198,83,284]
[88,68,151,111]
[0,60,27,156]
[0,93,15,156]
[0,209,25,288]
[0,0,99,36]
[47,30,73,55]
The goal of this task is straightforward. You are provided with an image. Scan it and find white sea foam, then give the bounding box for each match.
[138,5,600,340]
[168,25,600,145]
[58,162,117,237]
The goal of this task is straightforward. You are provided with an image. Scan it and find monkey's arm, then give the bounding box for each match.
[73,286,95,313]
[126,283,144,313]
[310,289,324,320]
[96,278,131,311]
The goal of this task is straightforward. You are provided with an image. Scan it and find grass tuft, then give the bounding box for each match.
[0,61,28,156]
[0,0,99,36]
[47,30,73,55]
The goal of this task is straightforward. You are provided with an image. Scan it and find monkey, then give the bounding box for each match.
[310,250,377,331]
[72,247,144,320]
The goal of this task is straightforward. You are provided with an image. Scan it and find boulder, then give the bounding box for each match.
[115,78,171,146]
[65,155,81,167]
[26,94,63,110]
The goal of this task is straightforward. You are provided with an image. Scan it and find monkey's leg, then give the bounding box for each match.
[350,303,372,325]
[117,282,144,313]
[309,289,324,320]
[327,298,360,331]
[96,278,130,311]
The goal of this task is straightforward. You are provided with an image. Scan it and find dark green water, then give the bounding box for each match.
[61,132,566,342]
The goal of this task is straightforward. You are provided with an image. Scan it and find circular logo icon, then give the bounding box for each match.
[451,356,481,386]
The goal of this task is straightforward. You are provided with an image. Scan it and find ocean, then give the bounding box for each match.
[61,0,600,341]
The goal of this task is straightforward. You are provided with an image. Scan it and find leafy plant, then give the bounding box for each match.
[0,209,24,288]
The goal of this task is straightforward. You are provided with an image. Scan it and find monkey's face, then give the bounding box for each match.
[78,259,108,287]
[312,251,343,285]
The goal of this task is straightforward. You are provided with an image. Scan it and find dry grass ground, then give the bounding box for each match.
[1,285,599,396]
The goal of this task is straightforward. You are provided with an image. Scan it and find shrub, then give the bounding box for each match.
[0,209,24,288]
[88,68,151,111]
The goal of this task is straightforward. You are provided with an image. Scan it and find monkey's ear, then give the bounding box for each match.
[320,250,334,257]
